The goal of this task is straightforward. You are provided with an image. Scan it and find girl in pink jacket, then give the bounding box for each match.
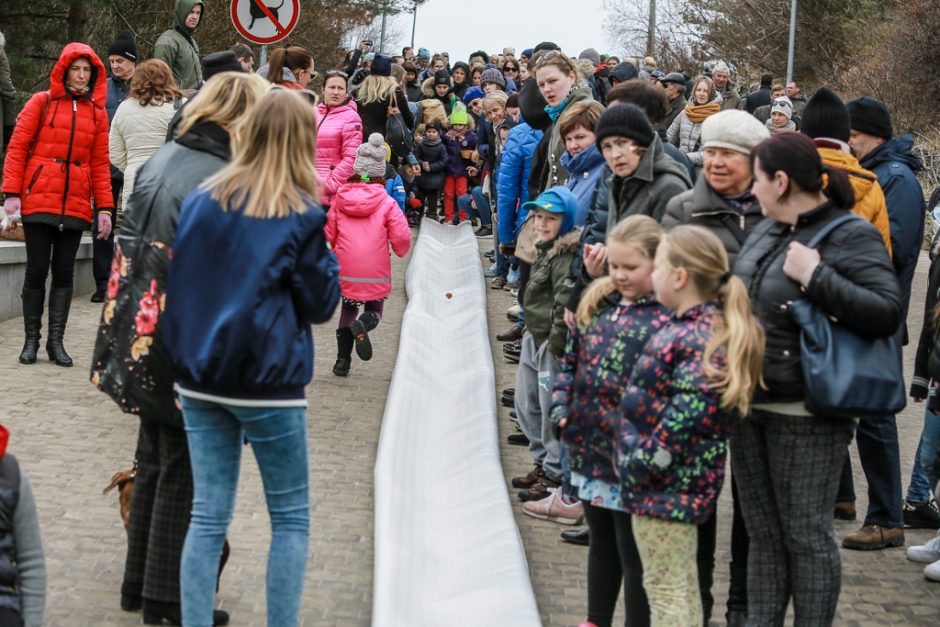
[326,133,412,376]
[315,71,363,209]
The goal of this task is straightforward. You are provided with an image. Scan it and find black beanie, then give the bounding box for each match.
[846,97,893,140]
[534,42,560,54]
[594,103,655,149]
[107,29,138,63]
[201,51,245,81]
[518,76,551,131]
[800,87,850,142]
[371,54,393,77]
[433,69,451,86]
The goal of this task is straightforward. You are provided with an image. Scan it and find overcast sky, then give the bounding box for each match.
[383,0,613,62]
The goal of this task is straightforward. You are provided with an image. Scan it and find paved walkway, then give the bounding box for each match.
[1,235,939,625]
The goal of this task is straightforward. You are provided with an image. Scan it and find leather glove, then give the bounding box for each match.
[96,211,113,240]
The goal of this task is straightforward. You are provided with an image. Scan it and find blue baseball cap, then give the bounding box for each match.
[521,186,577,236]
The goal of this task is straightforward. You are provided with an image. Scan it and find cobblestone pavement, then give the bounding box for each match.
[2,231,939,626]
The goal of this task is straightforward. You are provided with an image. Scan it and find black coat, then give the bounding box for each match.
[91,121,231,427]
[356,85,414,141]
[733,202,903,404]
[413,140,447,191]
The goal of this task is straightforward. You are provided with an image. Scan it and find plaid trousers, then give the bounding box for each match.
[123,416,193,603]
[731,410,855,627]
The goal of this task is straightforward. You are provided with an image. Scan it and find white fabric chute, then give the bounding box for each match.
[372,219,541,626]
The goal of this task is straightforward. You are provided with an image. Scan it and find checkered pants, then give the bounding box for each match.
[731,410,856,626]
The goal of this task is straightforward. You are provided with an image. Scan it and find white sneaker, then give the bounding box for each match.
[925,558,940,582]
[907,532,940,563]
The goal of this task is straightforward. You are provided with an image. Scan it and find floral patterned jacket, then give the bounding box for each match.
[617,301,736,524]
[90,121,231,427]
[551,292,670,487]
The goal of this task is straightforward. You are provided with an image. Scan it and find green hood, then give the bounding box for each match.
[175,0,205,34]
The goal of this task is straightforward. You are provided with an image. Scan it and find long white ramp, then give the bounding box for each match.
[372,220,541,626]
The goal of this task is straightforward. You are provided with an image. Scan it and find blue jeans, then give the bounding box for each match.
[457,186,491,227]
[906,400,940,502]
[180,397,310,627]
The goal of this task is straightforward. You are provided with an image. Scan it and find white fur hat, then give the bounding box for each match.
[701,110,770,155]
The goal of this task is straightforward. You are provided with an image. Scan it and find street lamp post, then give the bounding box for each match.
[411,0,418,49]
[786,0,797,85]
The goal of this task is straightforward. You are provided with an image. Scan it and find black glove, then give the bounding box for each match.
[2,125,13,147]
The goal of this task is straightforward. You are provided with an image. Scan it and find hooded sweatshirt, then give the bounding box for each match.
[153,0,204,90]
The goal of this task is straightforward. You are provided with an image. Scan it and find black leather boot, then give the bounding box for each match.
[19,287,44,364]
[333,328,353,376]
[726,562,748,626]
[142,599,229,625]
[349,311,379,361]
[45,286,73,367]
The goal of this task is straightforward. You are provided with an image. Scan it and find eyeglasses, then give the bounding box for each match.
[503,66,518,73]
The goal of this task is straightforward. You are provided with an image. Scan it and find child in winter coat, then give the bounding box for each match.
[511,186,581,504]
[617,225,763,625]
[326,133,412,376]
[442,103,479,224]
[548,216,672,625]
[0,424,46,627]
[413,123,448,221]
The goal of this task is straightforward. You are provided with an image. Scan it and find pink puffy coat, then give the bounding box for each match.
[325,182,411,302]
[315,99,362,206]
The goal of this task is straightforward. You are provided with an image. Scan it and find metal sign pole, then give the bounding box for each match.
[786,0,797,85]
[260,44,268,68]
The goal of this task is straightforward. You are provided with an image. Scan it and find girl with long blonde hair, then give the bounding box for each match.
[162,88,340,627]
[617,225,764,626]
[552,215,674,626]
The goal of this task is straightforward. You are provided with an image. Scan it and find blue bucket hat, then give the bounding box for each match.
[521,186,577,236]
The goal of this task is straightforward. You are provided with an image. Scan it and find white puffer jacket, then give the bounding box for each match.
[666,94,723,167]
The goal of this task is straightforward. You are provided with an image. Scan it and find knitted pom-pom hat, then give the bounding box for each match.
[354,133,389,180]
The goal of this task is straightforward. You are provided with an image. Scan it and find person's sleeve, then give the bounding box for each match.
[14,468,46,627]
[865,183,893,258]
[913,255,940,395]
[651,177,691,222]
[549,256,576,357]
[1,92,46,195]
[343,49,362,76]
[881,172,924,275]
[108,108,128,173]
[152,34,178,82]
[666,115,681,147]
[804,224,903,340]
[496,129,524,243]
[0,47,16,127]
[91,102,114,210]
[292,215,341,324]
[326,118,362,197]
[386,198,412,257]
[549,327,581,426]
[388,175,406,211]
[660,194,683,230]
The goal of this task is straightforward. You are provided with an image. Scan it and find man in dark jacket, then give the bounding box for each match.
[92,30,138,303]
[743,73,773,114]
[838,97,928,550]
[660,72,687,129]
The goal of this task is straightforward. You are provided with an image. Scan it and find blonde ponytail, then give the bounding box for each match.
[577,277,617,326]
[661,226,765,415]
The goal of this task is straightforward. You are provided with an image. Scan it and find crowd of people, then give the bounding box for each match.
[0,0,939,624]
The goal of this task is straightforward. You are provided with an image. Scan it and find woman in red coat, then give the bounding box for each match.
[2,43,113,367]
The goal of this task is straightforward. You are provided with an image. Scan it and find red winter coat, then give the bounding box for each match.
[2,43,112,229]
[315,99,362,207]
[325,182,411,302]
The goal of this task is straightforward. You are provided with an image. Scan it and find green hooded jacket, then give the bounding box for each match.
[524,228,582,358]
[154,0,205,90]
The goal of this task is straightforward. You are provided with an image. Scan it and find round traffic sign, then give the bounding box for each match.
[231,0,300,45]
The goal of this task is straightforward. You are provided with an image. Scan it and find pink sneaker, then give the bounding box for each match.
[522,490,584,525]
[578,623,599,627]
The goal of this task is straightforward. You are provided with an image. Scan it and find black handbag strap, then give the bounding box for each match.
[806,213,858,250]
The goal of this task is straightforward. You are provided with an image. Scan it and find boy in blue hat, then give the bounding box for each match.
[511,186,582,509]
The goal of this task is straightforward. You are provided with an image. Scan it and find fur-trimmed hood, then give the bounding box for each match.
[421,76,452,98]
[540,227,582,259]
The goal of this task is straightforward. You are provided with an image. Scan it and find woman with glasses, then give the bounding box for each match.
[316,70,363,210]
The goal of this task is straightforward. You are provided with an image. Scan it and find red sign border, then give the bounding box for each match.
[231,0,301,45]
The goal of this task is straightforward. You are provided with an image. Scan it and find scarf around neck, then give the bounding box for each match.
[684,100,720,123]
[545,97,570,122]
[766,118,796,134]
[67,84,90,97]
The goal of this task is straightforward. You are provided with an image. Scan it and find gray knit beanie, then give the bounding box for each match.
[480,68,506,89]
[353,133,388,180]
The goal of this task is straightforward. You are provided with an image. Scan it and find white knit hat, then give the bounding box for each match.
[770,96,794,121]
[353,133,388,179]
[701,110,770,155]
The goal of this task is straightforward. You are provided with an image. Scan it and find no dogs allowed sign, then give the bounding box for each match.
[231,0,300,45]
